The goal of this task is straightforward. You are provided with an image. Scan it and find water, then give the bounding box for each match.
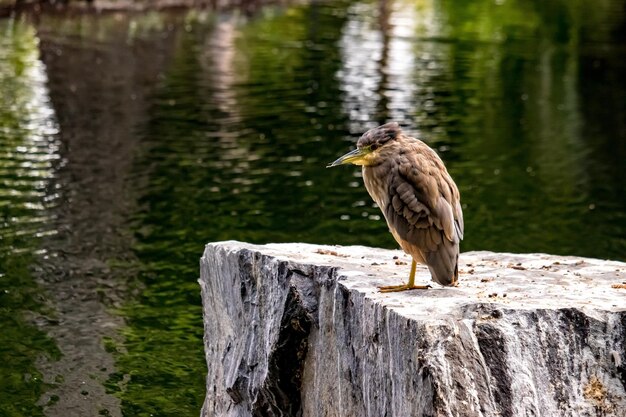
[0,1,624,415]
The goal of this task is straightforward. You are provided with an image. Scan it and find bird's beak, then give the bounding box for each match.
[326,148,370,168]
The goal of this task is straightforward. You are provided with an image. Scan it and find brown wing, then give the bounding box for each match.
[383,143,463,286]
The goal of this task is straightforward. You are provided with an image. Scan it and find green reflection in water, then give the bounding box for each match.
[0,20,61,417]
[431,0,626,257]
[103,20,215,417]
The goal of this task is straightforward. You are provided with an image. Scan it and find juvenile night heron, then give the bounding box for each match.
[328,122,464,292]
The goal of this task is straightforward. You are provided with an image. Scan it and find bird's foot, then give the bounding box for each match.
[378,283,431,293]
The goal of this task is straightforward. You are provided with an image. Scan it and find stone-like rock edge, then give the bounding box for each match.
[200,241,626,417]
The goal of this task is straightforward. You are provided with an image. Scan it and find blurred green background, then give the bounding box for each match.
[0,0,625,416]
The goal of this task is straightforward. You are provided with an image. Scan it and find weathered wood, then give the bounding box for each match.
[200,241,626,417]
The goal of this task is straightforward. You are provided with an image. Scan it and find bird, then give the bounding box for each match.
[327,122,464,292]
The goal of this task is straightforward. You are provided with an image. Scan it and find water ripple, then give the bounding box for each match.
[0,27,61,254]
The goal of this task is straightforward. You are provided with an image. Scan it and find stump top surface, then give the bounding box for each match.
[205,241,626,318]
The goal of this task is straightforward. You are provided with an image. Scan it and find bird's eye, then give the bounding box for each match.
[370,144,379,151]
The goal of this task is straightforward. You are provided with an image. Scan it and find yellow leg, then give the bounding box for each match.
[378,259,430,292]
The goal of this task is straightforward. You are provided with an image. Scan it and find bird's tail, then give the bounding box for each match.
[425,241,459,287]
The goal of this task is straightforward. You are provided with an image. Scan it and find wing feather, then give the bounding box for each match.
[381,141,463,285]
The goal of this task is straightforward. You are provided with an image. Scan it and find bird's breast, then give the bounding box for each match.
[362,165,389,213]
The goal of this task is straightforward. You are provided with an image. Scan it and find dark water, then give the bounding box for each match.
[1,1,625,415]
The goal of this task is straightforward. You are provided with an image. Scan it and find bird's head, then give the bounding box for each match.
[327,122,401,168]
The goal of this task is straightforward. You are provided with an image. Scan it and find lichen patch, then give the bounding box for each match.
[583,376,613,412]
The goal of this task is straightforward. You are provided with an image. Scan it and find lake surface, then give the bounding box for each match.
[1,1,625,415]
